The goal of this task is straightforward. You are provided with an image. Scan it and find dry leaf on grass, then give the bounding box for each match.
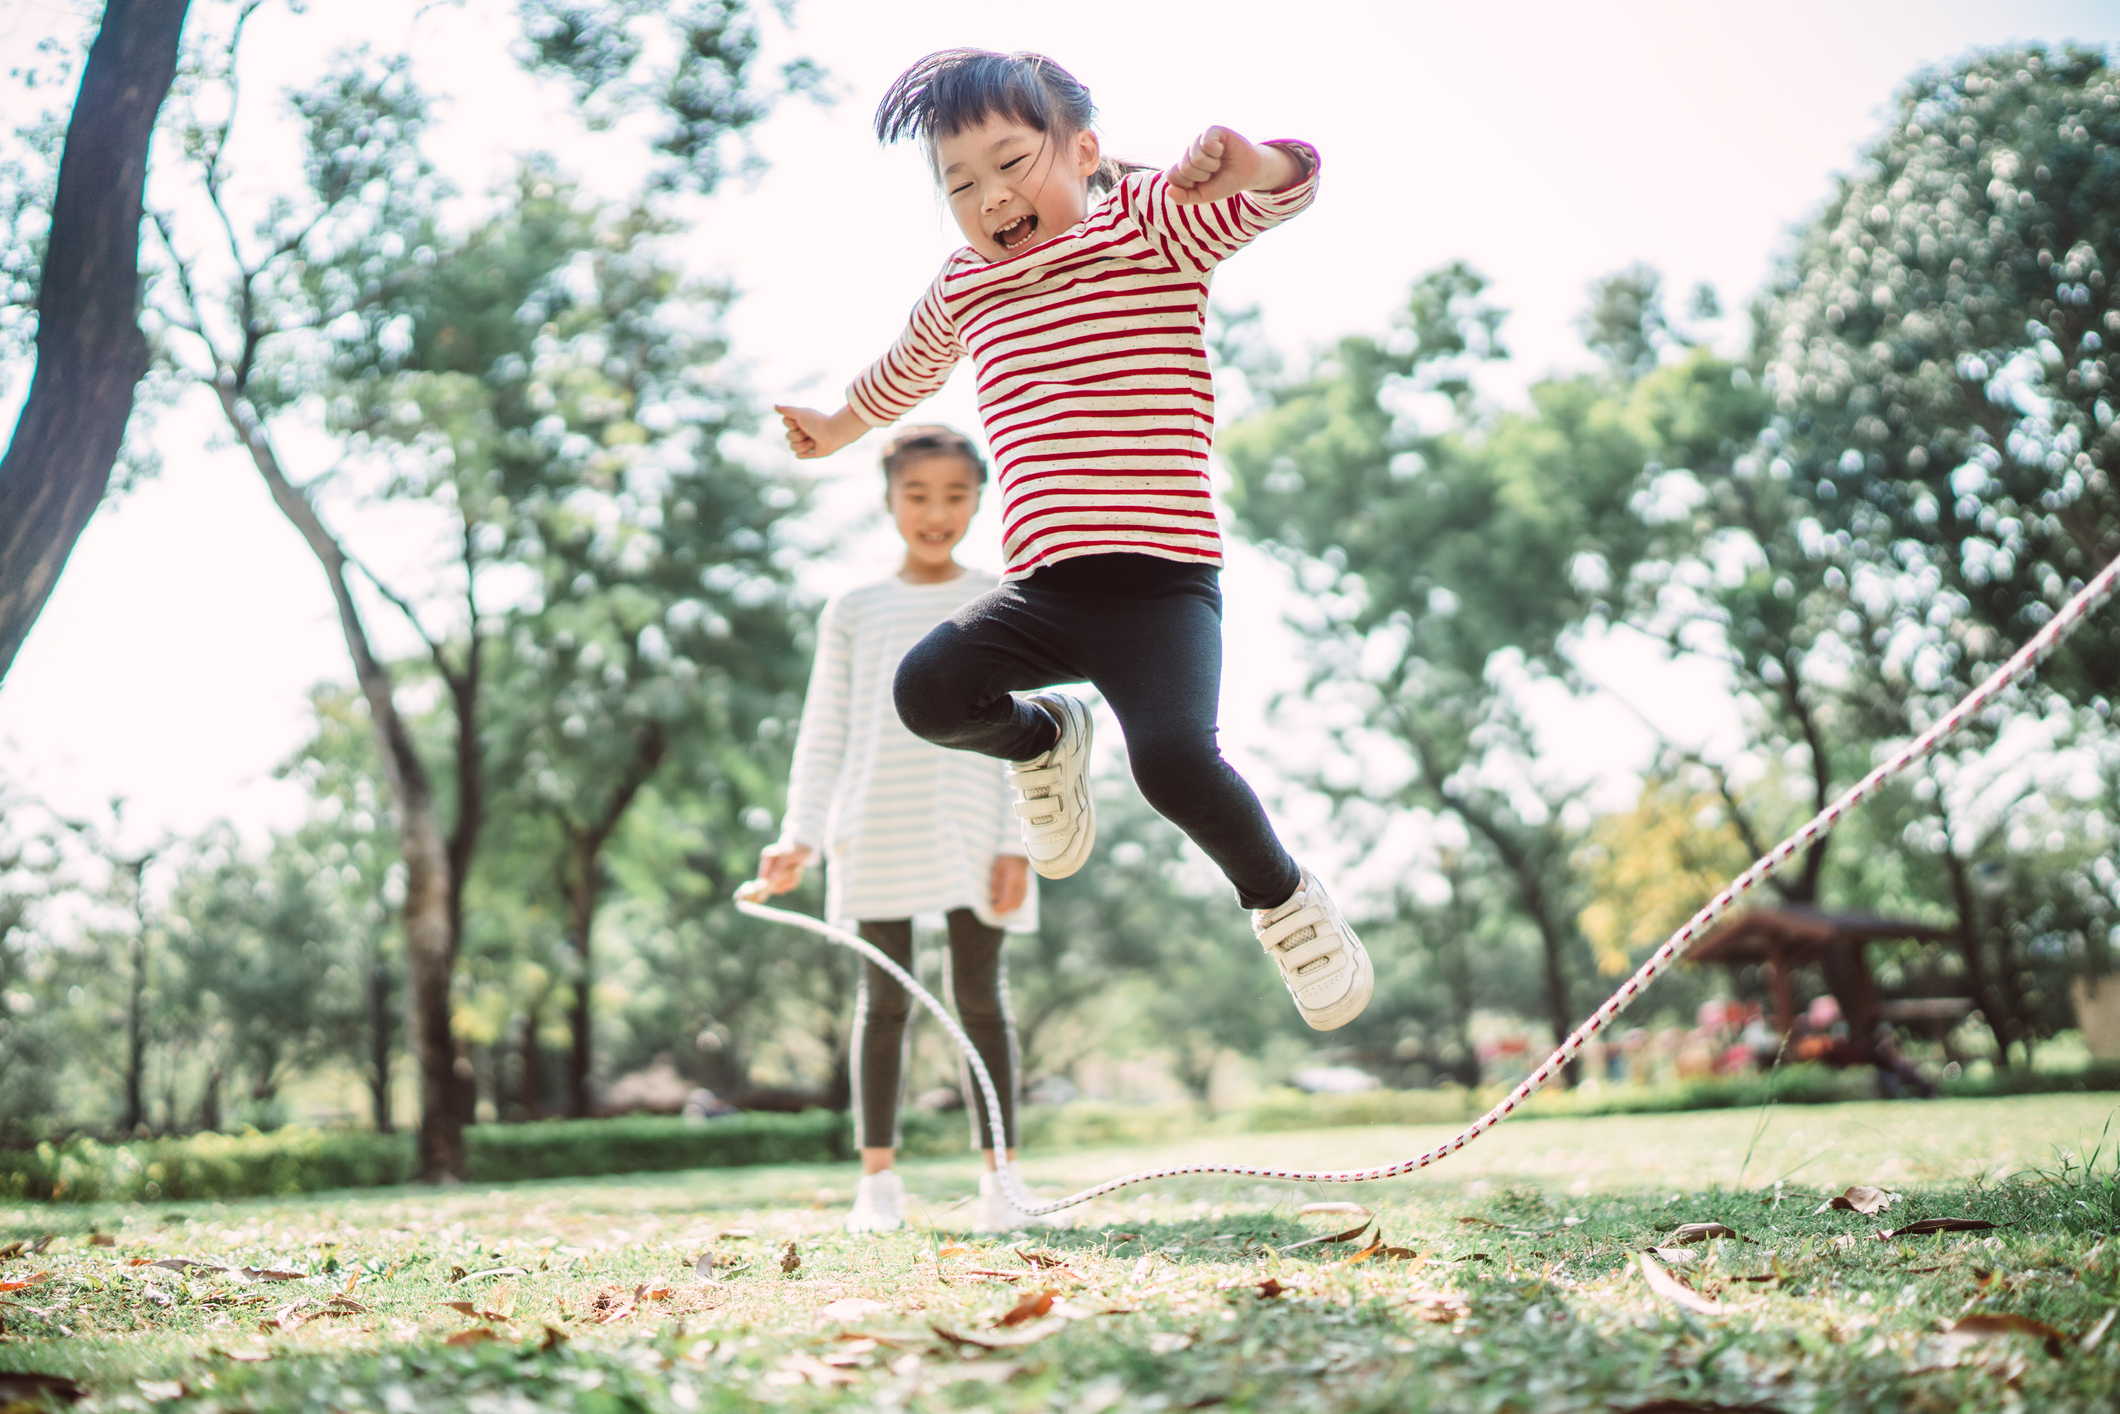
[0,1271,51,1293]
[1878,1218,2001,1240]
[239,1268,308,1283]
[779,1240,801,1275]
[935,1244,970,1259]
[821,1297,890,1322]
[87,1233,115,1248]
[1639,1253,1745,1317]
[1944,1312,2070,1360]
[1107,1233,1141,1244]
[540,1325,567,1352]
[1816,1185,1896,1215]
[0,1242,23,1262]
[1455,1216,1505,1230]
[1342,1233,1387,1266]
[1282,1222,1370,1252]
[133,1257,227,1274]
[1013,1248,1073,1271]
[997,1289,1057,1327]
[1297,1202,1371,1219]
[439,1300,507,1323]
[930,1316,1066,1349]
[1668,1223,1743,1245]
[444,1327,500,1348]
[1254,1278,1287,1299]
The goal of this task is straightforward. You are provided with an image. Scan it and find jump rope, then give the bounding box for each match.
[735,549,2120,1219]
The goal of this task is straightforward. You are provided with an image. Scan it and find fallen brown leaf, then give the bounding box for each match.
[540,1324,568,1351]
[1013,1248,1072,1270]
[931,1317,1066,1349]
[1638,1253,1743,1317]
[0,1271,51,1293]
[239,1267,307,1282]
[444,1327,501,1348]
[147,1258,228,1274]
[1669,1223,1743,1245]
[1879,1217,2001,1240]
[780,1240,801,1275]
[1455,1216,1505,1229]
[0,1241,23,1262]
[1817,1185,1895,1216]
[1254,1277,1287,1298]
[1281,1222,1370,1252]
[1107,1233,1141,1244]
[1945,1312,2070,1360]
[644,1286,673,1301]
[1380,1245,1419,1260]
[1342,1233,1386,1266]
[997,1288,1056,1327]
[439,1300,505,1323]
[87,1233,115,1248]
[935,1243,971,1259]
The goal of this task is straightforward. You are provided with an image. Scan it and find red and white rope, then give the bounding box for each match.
[737,549,2120,1217]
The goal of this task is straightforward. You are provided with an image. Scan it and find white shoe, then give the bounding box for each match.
[974,1170,1072,1233]
[1006,693,1095,879]
[1253,867,1373,1031]
[845,1170,906,1233]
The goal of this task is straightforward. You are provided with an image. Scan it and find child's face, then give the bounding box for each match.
[888,454,982,571]
[935,115,1101,263]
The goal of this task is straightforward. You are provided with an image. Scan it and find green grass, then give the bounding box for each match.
[2,1095,2116,1412]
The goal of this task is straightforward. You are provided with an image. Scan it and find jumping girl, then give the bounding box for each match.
[758,426,1059,1234]
[775,50,1372,1037]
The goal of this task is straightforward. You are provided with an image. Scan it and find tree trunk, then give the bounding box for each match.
[519,995,546,1121]
[565,839,599,1119]
[1939,847,2016,1070]
[124,929,147,1135]
[366,957,394,1133]
[0,0,191,683]
[212,386,463,1179]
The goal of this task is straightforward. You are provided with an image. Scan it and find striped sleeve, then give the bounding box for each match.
[1121,142,1321,273]
[777,591,854,853]
[847,271,966,428]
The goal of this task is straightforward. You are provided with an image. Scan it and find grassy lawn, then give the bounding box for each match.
[1,1094,2116,1412]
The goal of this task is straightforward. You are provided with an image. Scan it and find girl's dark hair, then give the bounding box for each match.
[874,49,1139,194]
[881,425,987,486]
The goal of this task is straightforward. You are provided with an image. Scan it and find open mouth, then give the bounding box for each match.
[994,214,1039,251]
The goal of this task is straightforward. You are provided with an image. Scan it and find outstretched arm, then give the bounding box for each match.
[1165,126,1313,205]
[775,403,871,460]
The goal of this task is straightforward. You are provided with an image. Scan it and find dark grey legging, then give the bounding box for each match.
[893,553,1301,910]
[852,909,1018,1151]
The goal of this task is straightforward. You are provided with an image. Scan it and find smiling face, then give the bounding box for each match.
[934,115,1101,263]
[888,452,983,581]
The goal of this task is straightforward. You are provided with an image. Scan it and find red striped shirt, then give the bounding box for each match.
[847,146,1320,579]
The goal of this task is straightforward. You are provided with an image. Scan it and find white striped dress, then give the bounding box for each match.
[777,570,1036,931]
[846,144,1320,580]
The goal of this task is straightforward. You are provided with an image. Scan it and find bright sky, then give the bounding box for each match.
[2,0,2116,871]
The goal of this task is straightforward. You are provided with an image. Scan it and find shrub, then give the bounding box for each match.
[461,1112,849,1182]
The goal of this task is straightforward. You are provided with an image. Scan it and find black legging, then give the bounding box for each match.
[852,910,1019,1151]
[893,553,1301,910]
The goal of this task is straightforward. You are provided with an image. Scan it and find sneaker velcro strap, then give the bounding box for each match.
[1009,765,1061,791]
[1258,905,1328,952]
[1278,935,1343,974]
[1013,796,1070,823]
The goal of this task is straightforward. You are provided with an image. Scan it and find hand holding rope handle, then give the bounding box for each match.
[736,549,2120,1220]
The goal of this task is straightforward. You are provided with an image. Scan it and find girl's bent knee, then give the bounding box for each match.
[892,639,960,744]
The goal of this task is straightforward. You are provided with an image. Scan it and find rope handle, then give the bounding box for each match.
[736,548,2120,1219]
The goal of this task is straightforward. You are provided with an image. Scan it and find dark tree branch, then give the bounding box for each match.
[0,0,194,683]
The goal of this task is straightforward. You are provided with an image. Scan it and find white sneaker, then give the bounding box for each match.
[1006,692,1095,879]
[974,1170,1072,1233]
[845,1170,906,1233]
[1253,867,1373,1031]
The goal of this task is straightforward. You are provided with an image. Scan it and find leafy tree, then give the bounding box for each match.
[1223,265,1659,1076]
[137,0,811,1175]
[1760,45,2120,700]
